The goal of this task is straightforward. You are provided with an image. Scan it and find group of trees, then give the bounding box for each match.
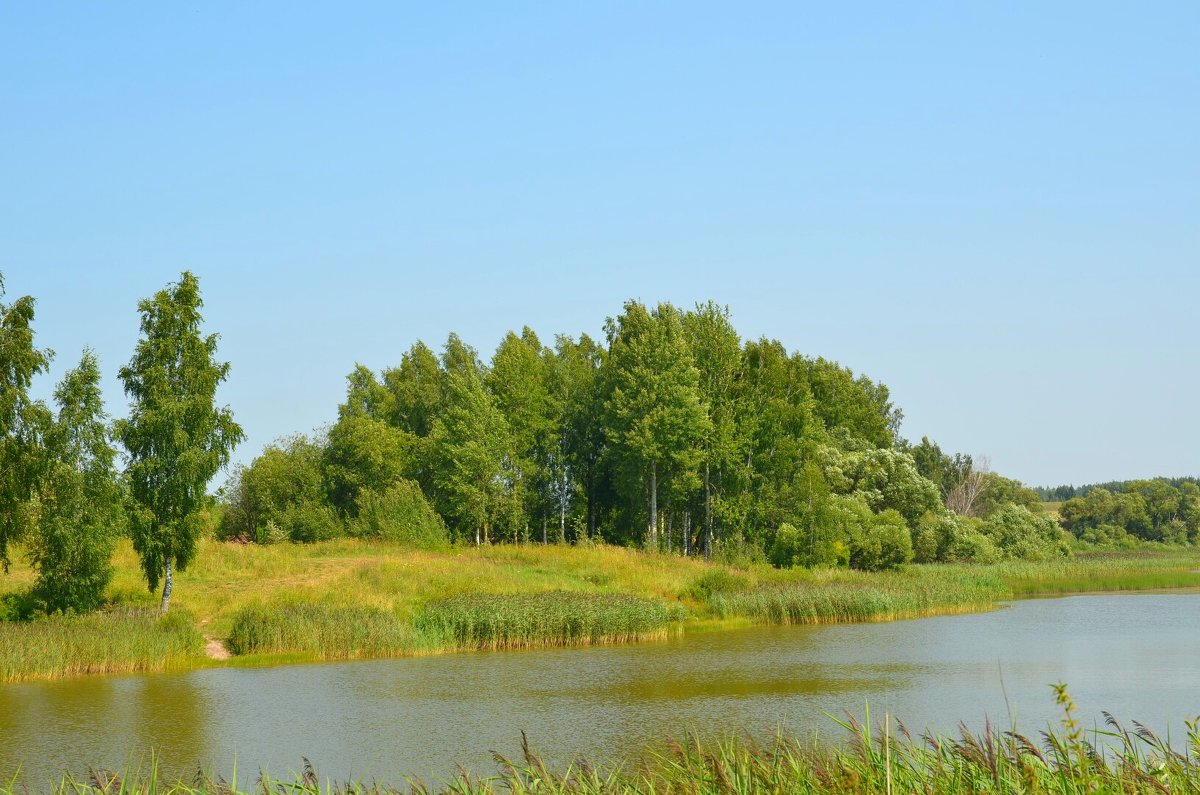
[1058,479,1200,547]
[1038,477,1200,503]
[0,272,240,615]
[222,300,1069,570]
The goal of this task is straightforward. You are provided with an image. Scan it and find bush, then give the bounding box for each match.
[349,479,447,548]
[711,533,766,567]
[913,512,999,564]
[945,522,1000,564]
[981,503,1071,561]
[849,509,913,571]
[1077,522,1139,549]
[769,523,802,568]
[684,568,754,602]
[280,500,343,543]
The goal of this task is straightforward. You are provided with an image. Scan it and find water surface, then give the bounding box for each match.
[3,594,1198,785]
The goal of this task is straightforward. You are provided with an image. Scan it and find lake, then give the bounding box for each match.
[3,593,1198,786]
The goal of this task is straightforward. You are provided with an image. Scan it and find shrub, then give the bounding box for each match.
[1078,522,1139,549]
[348,479,447,548]
[711,533,766,567]
[769,523,802,568]
[849,509,913,571]
[982,503,1071,561]
[280,500,342,543]
[914,512,999,564]
[684,568,754,601]
[946,522,1000,564]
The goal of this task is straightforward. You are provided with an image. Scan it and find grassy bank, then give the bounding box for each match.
[3,539,1200,682]
[8,693,1200,793]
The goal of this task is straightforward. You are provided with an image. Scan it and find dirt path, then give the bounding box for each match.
[204,637,231,660]
[199,618,231,661]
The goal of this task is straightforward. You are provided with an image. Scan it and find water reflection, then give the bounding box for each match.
[3,594,1200,787]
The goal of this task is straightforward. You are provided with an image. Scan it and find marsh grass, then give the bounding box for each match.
[706,565,1006,624]
[0,608,203,683]
[226,602,415,658]
[414,591,684,650]
[12,690,1200,793]
[999,551,1200,596]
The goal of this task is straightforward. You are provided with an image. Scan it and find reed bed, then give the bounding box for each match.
[12,691,1200,794]
[0,608,202,683]
[414,591,684,650]
[1000,551,1200,596]
[708,568,1004,624]
[226,602,415,659]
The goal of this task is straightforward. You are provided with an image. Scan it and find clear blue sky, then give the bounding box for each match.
[2,3,1196,487]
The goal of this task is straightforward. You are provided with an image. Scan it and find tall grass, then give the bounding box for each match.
[708,567,1005,624]
[0,608,203,683]
[4,539,1200,682]
[415,591,684,650]
[226,602,415,658]
[1000,551,1200,595]
[11,690,1200,793]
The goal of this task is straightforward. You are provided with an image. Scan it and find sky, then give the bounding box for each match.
[1,2,1197,488]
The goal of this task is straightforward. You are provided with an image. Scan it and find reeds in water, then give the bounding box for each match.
[414,591,683,650]
[0,608,202,683]
[709,569,1002,625]
[226,602,414,658]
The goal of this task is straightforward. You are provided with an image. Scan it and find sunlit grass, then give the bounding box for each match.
[3,539,1200,682]
[415,591,684,650]
[0,608,202,683]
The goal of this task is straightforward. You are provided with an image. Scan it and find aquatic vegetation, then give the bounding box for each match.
[226,601,414,658]
[0,608,202,683]
[414,591,683,650]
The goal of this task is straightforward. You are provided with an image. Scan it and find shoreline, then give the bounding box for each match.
[4,542,1200,685]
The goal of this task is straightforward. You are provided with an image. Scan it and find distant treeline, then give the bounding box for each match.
[1052,478,1200,547]
[221,300,1071,570]
[1037,478,1200,502]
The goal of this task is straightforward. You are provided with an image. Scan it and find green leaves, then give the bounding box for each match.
[431,363,516,544]
[602,301,710,543]
[115,272,243,605]
[0,279,52,571]
[27,351,124,613]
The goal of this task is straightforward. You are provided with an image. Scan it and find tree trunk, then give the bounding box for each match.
[542,516,547,545]
[667,511,673,553]
[683,510,690,556]
[560,470,568,542]
[587,471,596,540]
[649,461,658,550]
[160,559,173,614]
[704,462,712,560]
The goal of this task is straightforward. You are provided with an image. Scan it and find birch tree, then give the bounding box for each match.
[116,272,243,613]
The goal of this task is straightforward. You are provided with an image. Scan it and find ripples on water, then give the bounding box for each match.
[2,594,1198,786]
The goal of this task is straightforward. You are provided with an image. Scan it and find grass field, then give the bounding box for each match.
[3,538,1200,683]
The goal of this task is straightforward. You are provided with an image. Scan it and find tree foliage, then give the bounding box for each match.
[115,272,243,611]
[214,297,1092,571]
[27,351,124,613]
[0,277,52,571]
